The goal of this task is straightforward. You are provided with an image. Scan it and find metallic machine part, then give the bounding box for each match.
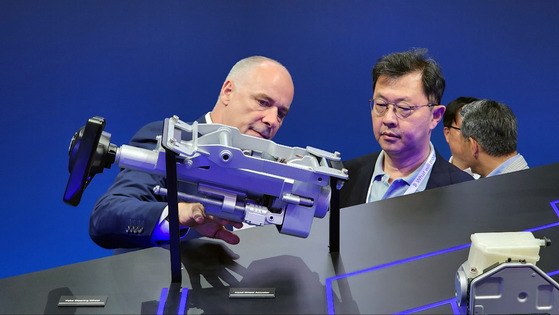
[455,232,559,314]
[115,116,348,238]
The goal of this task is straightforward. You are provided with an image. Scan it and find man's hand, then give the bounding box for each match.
[178,202,243,245]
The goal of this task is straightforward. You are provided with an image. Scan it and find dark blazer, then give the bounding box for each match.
[339,150,473,208]
[90,117,206,249]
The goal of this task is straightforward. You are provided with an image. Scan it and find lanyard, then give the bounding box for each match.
[403,148,436,195]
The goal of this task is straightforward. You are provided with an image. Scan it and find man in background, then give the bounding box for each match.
[340,49,472,208]
[458,99,529,178]
[443,96,480,179]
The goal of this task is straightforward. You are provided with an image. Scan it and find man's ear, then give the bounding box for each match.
[429,105,446,130]
[443,126,450,143]
[469,137,480,159]
[220,80,234,105]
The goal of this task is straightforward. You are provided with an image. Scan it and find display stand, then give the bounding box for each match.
[165,148,182,283]
[5,163,559,314]
[329,177,340,253]
[158,148,185,314]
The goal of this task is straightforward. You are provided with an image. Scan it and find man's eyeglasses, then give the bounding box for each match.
[369,98,435,119]
[445,125,461,131]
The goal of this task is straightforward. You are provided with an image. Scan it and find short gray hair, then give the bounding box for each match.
[459,99,518,156]
[225,56,286,82]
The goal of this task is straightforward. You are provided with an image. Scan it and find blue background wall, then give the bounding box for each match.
[1,0,558,279]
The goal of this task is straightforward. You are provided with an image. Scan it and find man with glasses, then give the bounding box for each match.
[339,49,473,207]
[458,99,529,178]
[443,96,480,179]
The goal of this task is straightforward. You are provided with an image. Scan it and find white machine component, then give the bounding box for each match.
[114,116,348,237]
[455,232,559,314]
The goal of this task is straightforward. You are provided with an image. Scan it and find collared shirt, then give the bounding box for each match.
[449,156,480,179]
[367,143,436,203]
[486,154,529,177]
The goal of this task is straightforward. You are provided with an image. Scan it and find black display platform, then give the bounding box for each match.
[1,163,558,314]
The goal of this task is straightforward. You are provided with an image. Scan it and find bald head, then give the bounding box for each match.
[211,56,294,140]
[225,56,290,85]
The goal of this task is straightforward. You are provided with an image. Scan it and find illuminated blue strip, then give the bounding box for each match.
[156,287,189,315]
[326,199,559,314]
[330,243,471,283]
[178,288,189,315]
[450,297,460,315]
[157,288,168,315]
[326,280,335,315]
[326,243,471,314]
[524,200,559,232]
[551,200,559,218]
[396,298,456,314]
[524,221,559,232]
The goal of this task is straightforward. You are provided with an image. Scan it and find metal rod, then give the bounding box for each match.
[329,177,340,253]
[165,149,182,283]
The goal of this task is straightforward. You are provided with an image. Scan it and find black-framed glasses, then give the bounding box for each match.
[445,125,461,131]
[369,98,435,119]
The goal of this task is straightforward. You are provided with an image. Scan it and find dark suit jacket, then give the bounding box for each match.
[339,150,473,208]
[90,117,206,249]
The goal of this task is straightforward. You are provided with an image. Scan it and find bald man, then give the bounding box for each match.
[90,56,295,251]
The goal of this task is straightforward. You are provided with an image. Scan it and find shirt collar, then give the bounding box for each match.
[372,142,436,185]
[487,154,521,177]
[204,112,213,124]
